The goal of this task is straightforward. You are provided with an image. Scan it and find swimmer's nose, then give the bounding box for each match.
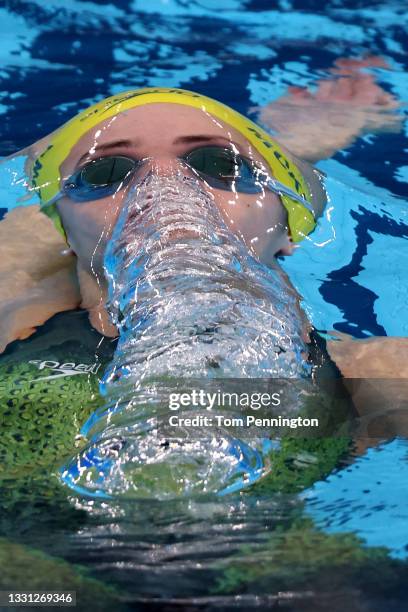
[134,157,196,182]
[122,157,219,243]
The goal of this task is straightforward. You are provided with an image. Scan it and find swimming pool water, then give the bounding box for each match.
[0,1,407,609]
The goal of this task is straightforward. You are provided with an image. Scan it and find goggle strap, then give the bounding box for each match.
[266,178,315,217]
[42,190,63,209]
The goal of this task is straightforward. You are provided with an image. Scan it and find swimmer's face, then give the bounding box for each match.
[57,103,294,278]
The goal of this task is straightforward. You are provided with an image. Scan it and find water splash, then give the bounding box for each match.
[60,170,310,499]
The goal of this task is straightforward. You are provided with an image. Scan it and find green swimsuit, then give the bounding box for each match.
[0,309,351,497]
[0,309,355,604]
[0,310,115,482]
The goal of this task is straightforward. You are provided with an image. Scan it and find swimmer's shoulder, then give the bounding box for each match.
[0,309,116,388]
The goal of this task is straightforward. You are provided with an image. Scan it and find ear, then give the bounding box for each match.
[277,235,298,257]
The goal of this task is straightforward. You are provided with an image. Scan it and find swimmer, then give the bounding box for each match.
[0,57,407,385]
[1,56,407,498]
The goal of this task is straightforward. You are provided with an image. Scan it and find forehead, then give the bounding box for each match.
[65,103,259,163]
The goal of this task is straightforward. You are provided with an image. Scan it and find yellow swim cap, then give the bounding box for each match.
[32,87,316,242]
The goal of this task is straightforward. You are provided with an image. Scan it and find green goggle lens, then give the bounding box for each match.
[64,156,138,201]
[183,146,264,193]
[81,156,136,185]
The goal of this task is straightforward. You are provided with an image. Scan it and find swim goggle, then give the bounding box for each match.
[43,145,315,213]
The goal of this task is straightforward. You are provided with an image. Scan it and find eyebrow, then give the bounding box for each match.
[76,135,240,166]
[76,140,135,165]
[173,134,234,146]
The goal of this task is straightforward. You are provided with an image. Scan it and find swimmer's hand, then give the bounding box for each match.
[0,206,81,353]
[256,56,402,162]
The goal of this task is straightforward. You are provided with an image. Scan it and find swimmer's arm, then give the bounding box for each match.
[0,206,81,353]
[257,56,402,162]
[327,335,408,379]
[327,335,408,436]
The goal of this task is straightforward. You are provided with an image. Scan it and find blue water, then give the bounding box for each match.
[1,0,406,338]
[1,0,407,608]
